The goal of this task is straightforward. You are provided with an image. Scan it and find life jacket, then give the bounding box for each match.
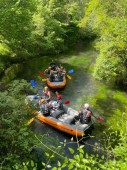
[44,90,50,97]
[57,68,61,73]
[50,64,56,71]
[56,99,63,110]
[80,109,92,124]
[43,90,51,102]
[41,103,50,115]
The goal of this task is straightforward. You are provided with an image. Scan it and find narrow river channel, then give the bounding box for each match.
[14,50,108,159]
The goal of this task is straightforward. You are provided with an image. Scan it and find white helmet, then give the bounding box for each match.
[84,103,90,109]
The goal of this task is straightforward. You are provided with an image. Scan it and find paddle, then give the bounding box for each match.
[27,117,35,125]
[42,78,47,82]
[39,71,45,77]
[66,74,72,80]
[66,69,74,80]
[64,100,70,104]
[27,99,70,125]
[79,105,104,122]
[92,115,104,122]
[68,69,74,74]
[30,80,36,88]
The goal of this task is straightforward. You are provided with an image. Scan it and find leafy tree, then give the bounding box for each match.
[80,0,127,85]
[0,80,35,169]
[31,0,86,54]
[0,0,36,57]
[24,125,126,170]
[0,79,66,169]
[0,0,89,73]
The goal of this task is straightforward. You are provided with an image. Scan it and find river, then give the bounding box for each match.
[15,49,108,157]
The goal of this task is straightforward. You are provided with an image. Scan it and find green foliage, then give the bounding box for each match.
[0,80,36,169]
[2,1,127,169]
[13,160,38,170]
[0,0,89,65]
[80,0,127,85]
[0,79,57,169]
[31,0,85,53]
[93,55,126,84]
[85,84,127,140]
[0,42,11,56]
[51,129,127,170]
[0,0,36,57]
[89,85,127,114]
[53,145,101,169]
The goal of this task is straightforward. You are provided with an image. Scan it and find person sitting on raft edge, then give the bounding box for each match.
[39,99,50,116]
[43,86,51,103]
[51,91,63,110]
[50,60,57,71]
[74,103,92,124]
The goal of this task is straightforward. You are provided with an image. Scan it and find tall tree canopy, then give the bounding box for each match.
[0,0,35,56]
[0,0,86,57]
[80,0,127,85]
[0,0,88,74]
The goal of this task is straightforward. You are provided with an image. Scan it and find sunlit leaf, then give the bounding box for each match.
[68,147,74,154]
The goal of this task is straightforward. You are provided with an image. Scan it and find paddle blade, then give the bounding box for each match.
[34,94,38,99]
[68,69,74,74]
[64,100,70,104]
[39,71,45,77]
[42,78,47,82]
[67,74,72,80]
[30,80,36,88]
[27,118,35,125]
[96,117,104,121]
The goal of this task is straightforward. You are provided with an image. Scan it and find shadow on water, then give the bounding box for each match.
[32,119,97,156]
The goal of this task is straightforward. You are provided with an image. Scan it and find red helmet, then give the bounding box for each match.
[57,95,62,99]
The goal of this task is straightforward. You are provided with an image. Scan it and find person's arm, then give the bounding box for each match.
[53,103,60,109]
[45,91,51,101]
[55,91,59,97]
[39,100,41,105]
[78,110,81,114]
[86,110,92,117]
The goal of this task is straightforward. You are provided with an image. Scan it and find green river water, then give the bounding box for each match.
[1,47,127,159]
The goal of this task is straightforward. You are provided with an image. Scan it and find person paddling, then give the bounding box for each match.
[39,99,50,116]
[50,60,57,71]
[51,91,63,110]
[43,86,51,103]
[73,103,92,124]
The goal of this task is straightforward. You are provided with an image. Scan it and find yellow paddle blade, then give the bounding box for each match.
[26,118,35,125]
[42,78,47,82]
[67,74,72,80]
